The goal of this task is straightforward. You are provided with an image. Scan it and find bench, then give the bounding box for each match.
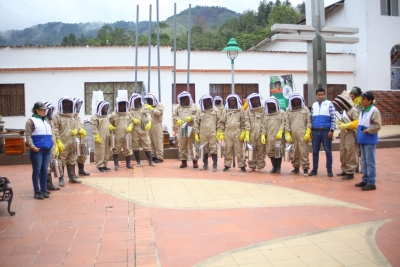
[0,176,15,216]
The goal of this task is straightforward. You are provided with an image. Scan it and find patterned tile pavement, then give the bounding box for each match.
[0,148,399,267]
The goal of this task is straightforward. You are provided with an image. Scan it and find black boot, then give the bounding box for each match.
[126,156,134,169]
[269,157,277,173]
[211,154,218,172]
[134,151,141,167]
[78,163,90,176]
[180,160,187,168]
[68,165,82,183]
[145,151,156,166]
[193,160,198,168]
[200,154,209,171]
[59,165,65,187]
[113,154,119,170]
[276,158,282,173]
[47,173,60,190]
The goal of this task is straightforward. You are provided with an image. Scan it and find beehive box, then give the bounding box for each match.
[5,137,25,154]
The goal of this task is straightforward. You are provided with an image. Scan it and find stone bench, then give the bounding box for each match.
[0,176,15,216]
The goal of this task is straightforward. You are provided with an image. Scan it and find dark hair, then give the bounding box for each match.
[274,81,281,85]
[351,86,362,96]
[362,91,375,101]
[316,88,325,95]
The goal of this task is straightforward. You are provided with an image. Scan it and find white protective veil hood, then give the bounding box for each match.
[115,99,129,112]
[264,96,281,114]
[224,94,242,110]
[199,94,214,111]
[96,101,110,116]
[247,93,263,109]
[144,93,159,106]
[57,97,74,114]
[129,93,144,109]
[213,96,223,106]
[287,93,306,111]
[43,101,55,120]
[177,91,194,106]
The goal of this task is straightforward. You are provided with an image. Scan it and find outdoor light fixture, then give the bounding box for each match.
[222,38,242,93]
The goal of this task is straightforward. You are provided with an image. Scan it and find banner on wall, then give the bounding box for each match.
[270,74,294,111]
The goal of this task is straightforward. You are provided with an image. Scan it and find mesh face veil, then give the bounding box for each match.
[177,91,194,106]
[115,99,129,112]
[224,94,242,110]
[247,93,263,109]
[199,94,214,111]
[129,93,144,109]
[58,97,74,114]
[96,101,110,116]
[72,98,83,114]
[287,93,305,111]
[43,101,55,120]
[144,93,159,107]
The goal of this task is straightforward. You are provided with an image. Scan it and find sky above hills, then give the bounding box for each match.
[0,0,337,32]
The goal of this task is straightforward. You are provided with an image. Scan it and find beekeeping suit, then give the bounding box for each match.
[144,93,164,163]
[129,93,155,167]
[194,94,221,172]
[72,98,90,177]
[218,94,246,172]
[284,93,311,173]
[244,93,266,172]
[333,91,359,180]
[90,101,111,172]
[53,97,81,185]
[213,96,224,116]
[262,96,285,174]
[172,91,198,168]
[109,99,133,170]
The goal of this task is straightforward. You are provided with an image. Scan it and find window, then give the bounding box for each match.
[84,82,143,115]
[209,84,259,103]
[391,44,400,90]
[172,84,196,104]
[0,84,25,116]
[381,0,399,16]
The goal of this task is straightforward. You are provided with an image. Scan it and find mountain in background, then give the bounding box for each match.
[0,6,240,46]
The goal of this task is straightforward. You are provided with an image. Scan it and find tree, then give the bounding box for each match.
[296,1,306,14]
[68,33,77,45]
[268,4,300,25]
[61,36,69,46]
[79,33,86,45]
[86,37,97,46]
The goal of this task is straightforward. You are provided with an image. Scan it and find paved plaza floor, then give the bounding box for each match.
[0,148,399,267]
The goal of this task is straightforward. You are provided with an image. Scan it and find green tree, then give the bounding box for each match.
[79,33,86,45]
[61,36,69,46]
[86,37,97,46]
[268,4,300,25]
[68,33,77,45]
[296,1,306,14]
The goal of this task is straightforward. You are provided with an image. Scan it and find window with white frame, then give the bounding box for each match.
[381,0,399,16]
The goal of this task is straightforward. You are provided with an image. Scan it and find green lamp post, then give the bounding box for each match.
[222,38,243,94]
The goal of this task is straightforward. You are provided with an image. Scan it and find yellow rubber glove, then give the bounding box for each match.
[145,121,152,131]
[285,132,292,143]
[276,129,284,140]
[94,133,101,143]
[346,119,358,130]
[126,124,133,133]
[55,145,59,157]
[56,139,65,152]
[218,131,225,141]
[186,116,192,122]
[132,118,140,125]
[339,123,347,131]
[195,133,200,142]
[109,124,116,131]
[261,134,266,145]
[239,130,246,141]
[176,119,184,126]
[71,129,78,136]
[245,130,250,142]
[78,128,86,137]
[303,128,312,142]
[145,104,154,111]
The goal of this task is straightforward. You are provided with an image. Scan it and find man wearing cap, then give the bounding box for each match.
[308,88,336,177]
[355,91,381,191]
[332,91,359,181]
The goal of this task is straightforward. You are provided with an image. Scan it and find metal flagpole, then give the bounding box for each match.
[156,0,161,102]
[135,5,139,94]
[187,4,191,94]
[147,4,152,93]
[173,3,177,103]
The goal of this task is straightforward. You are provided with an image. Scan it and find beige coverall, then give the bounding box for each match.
[172,104,197,160]
[109,111,133,157]
[339,108,359,174]
[130,107,152,152]
[149,103,164,159]
[75,116,87,165]
[193,106,220,155]
[285,107,311,170]
[90,113,111,168]
[262,109,285,158]
[53,113,78,166]
[219,108,246,168]
[245,106,266,170]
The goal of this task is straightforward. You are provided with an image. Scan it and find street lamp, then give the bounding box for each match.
[222,38,242,94]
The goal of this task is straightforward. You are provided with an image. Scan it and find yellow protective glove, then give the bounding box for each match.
[245,130,250,142]
[217,131,225,141]
[239,130,246,142]
[145,121,152,131]
[126,124,133,133]
[145,104,154,111]
[186,116,192,122]
[285,132,292,143]
[78,128,86,137]
[339,123,347,131]
[109,124,116,131]
[176,119,184,126]
[56,139,65,152]
[132,118,140,125]
[303,128,312,142]
[195,133,200,142]
[339,119,358,130]
[276,129,284,140]
[55,145,59,157]
[94,133,101,143]
[261,134,266,145]
[71,129,78,136]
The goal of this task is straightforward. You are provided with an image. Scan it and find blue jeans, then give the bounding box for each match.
[360,144,376,185]
[29,148,51,193]
[312,129,332,171]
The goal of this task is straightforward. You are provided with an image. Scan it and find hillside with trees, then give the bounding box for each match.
[0,0,305,51]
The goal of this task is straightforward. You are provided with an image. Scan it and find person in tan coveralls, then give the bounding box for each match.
[90,100,111,172]
[72,98,90,177]
[172,91,198,168]
[144,93,164,163]
[284,93,311,176]
[213,96,224,116]
[129,93,155,167]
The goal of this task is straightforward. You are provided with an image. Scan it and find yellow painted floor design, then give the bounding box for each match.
[194,220,392,267]
[82,177,367,210]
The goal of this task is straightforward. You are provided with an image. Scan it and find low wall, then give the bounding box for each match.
[371,90,400,125]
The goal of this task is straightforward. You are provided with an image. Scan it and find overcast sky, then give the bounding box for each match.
[0,0,337,32]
